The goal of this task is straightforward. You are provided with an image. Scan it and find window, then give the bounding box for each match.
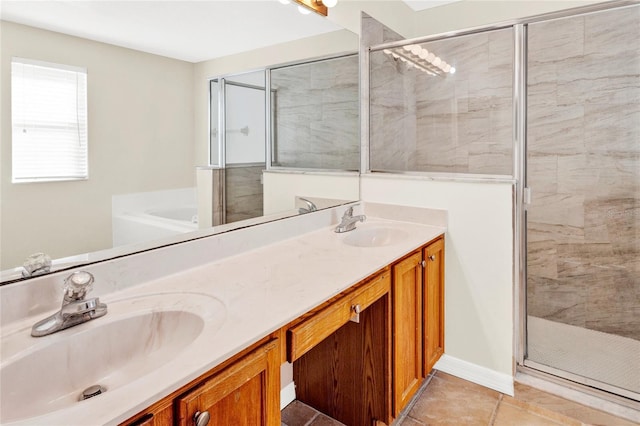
[11,58,88,183]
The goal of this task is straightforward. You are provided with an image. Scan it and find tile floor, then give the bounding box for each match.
[281,370,639,426]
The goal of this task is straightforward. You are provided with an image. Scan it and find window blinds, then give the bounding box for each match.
[11,58,88,183]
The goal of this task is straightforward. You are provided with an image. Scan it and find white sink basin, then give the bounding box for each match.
[0,292,226,424]
[341,225,409,247]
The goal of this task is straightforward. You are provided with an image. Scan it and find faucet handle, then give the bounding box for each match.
[64,271,94,300]
[343,206,354,218]
[22,252,52,277]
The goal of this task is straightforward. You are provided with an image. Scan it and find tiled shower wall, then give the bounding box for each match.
[526,6,640,340]
[370,28,513,175]
[224,165,264,224]
[271,55,359,170]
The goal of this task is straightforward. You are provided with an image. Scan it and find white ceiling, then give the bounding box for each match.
[0,1,344,63]
[402,0,461,12]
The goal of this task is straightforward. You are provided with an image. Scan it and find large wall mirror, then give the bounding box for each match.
[0,1,360,284]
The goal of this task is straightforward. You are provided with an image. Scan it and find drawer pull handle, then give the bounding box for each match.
[350,304,361,323]
[194,410,210,426]
[429,255,436,261]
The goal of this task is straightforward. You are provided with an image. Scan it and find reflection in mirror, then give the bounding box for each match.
[270,54,359,170]
[203,55,361,229]
[225,72,267,224]
[204,70,268,226]
[264,54,361,216]
[0,5,360,284]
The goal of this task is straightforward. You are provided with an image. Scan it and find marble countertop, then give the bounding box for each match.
[1,213,445,426]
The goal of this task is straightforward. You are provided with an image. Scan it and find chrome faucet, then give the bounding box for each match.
[298,197,318,214]
[334,206,366,233]
[31,271,107,337]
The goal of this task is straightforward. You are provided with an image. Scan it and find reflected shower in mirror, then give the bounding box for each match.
[271,54,360,171]
[203,54,361,230]
[204,70,268,226]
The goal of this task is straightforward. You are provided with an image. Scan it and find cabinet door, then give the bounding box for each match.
[176,339,280,426]
[423,238,445,375]
[392,251,423,416]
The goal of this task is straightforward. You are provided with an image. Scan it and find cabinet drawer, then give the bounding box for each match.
[288,270,390,362]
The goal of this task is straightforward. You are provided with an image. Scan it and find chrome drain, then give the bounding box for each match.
[80,385,106,401]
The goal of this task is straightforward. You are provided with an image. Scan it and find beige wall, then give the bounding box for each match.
[0,21,195,269]
[326,0,602,42]
[411,0,602,37]
[361,177,514,377]
[328,0,415,37]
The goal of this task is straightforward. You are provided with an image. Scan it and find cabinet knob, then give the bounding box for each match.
[194,410,210,426]
[350,304,361,324]
[421,260,426,268]
[429,255,436,261]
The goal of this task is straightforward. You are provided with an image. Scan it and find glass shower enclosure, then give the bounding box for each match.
[524,4,640,400]
[366,0,639,402]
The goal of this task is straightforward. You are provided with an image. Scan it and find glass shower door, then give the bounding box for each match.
[525,5,640,399]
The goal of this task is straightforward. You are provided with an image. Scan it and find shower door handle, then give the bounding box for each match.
[524,187,532,205]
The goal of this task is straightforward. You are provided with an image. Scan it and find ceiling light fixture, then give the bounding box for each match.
[384,44,456,77]
[292,0,337,17]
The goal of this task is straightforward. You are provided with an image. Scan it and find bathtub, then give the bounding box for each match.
[112,206,199,247]
[147,207,199,224]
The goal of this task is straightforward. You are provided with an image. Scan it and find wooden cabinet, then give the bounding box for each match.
[392,251,424,416]
[423,238,445,375]
[292,270,392,426]
[121,339,280,426]
[176,339,280,426]
[391,236,445,416]
[123,234,444,426]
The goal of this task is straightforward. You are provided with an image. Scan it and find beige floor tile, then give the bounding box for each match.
[500,396,581,426]
[510,383,639,426]
[307,413,346,425]
[399,416,426,425]
[281,400,318,426]
[493,402,564,426]
[407,372,501,425]
[282,376,638,426]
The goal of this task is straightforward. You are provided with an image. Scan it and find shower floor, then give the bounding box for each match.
[527,315,640,396]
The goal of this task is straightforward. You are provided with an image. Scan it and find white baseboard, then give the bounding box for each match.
[434,354,514,396]
[280,381,296,410]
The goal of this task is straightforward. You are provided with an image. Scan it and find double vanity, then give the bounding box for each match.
[0,203,446,426]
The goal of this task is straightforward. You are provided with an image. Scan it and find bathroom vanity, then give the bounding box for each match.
[121,235,445,426]
[0,204,446,426]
